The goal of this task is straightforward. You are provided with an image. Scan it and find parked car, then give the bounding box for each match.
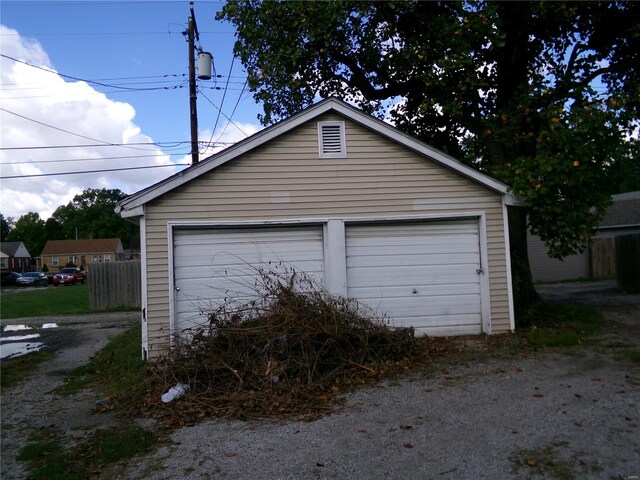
[16,272,49,287]
[53,267,86,286]
[1,271,21,287]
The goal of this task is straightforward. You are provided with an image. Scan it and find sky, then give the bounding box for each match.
[0,0,263,221]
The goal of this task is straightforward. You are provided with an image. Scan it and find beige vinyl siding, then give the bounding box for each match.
[143,113,511,356]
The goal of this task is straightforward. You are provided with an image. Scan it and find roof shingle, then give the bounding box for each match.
[41,238,122,256]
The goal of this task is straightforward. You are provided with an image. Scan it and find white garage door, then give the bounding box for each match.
[346,219,483,335]
[173,225,324,333]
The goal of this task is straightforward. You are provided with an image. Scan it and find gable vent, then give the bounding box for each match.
[318,121,346,158]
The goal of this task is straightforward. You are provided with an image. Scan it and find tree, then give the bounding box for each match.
[50,188,139,249]
[218,1,639,314]
[0,213,13,242]
[7,212,47,258]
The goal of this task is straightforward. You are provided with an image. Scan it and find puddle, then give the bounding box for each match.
[2,323,58,333]
[3,325,33,332]
[0,341,45,359]
[0,334,40,342]
[0,323,59,359]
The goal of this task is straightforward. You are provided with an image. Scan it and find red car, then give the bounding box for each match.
[53,267,86,286]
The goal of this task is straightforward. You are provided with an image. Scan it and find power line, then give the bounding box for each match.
[211,55,235,140]
[215,79,249,144]
[1,140,232,152]
[198,88,249,143]
[0,107,178,152]
[2,142,232,162]
[2,1,223,7]
[2,152,191,165]
[0,73,245,88]
[1,141,189,151]
[1,163,189,180]
[0,31,231,37]
[0,84,254,101]
[0,79,189,90]
[1,54,186,92]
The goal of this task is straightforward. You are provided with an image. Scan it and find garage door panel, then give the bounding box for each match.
[413,321,483,336]
[398,313,482,327]
[347,266,478,287]
[362,295,481,314]
[347,238,478,253]
[346,252,480,268]
[174,226,324,332]
[348,221,478,237]
[346,220,482,335]
[175,246,322,262]
[351,283,481,298]
[174,258,322,276]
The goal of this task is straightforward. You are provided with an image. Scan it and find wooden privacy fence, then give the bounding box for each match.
[616,234,640,293]
[89,261,141,310]
[590,237,616,279]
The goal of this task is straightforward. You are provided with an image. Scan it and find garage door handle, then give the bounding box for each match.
[175,286,180,291]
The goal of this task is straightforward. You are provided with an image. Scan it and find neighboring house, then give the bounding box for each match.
[528,191,640,282]
[123,249,141,261]
[117,98,518,360]
[40,238,125,270]
[596,191,640,239]
[0,241,32,272]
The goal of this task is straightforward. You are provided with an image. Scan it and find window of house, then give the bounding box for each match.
[52,257,59,267]
[0,258,7,269]
[92,255,99,262]
[68,256,77,265]
[317,121,346,158]
[104,254,111,263]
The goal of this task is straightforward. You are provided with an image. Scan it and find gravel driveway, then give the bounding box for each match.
[1,283,639,479]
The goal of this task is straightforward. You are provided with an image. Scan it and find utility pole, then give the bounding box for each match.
[185,2,199,164]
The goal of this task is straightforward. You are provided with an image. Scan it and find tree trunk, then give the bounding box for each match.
[508,206,542,321]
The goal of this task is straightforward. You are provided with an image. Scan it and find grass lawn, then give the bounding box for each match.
[521,304,605,349]
[0,284,135,319]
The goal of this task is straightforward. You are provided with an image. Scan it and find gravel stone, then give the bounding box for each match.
[2,283,639,479]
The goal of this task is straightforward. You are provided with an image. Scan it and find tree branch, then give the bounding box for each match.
[329,50,416,100]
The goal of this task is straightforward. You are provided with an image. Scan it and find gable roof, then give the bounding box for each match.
[41,238,123,256]
[0,241,31,258]
[116,98,517,218]
[600,191,640,229]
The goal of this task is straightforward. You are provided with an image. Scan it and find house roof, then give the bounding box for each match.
[600,191,640,229]
[116,98,518,218]
[41,238,122,256]
[0,241,31,257]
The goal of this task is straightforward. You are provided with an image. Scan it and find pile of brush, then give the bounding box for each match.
[149,266,417,421]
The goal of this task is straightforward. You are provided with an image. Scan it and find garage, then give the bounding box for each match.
[172,225,325,333]
[346,219,484,335]
[117,98,516,358]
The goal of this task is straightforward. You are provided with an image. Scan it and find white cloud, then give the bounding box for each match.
[0,25,186,220]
